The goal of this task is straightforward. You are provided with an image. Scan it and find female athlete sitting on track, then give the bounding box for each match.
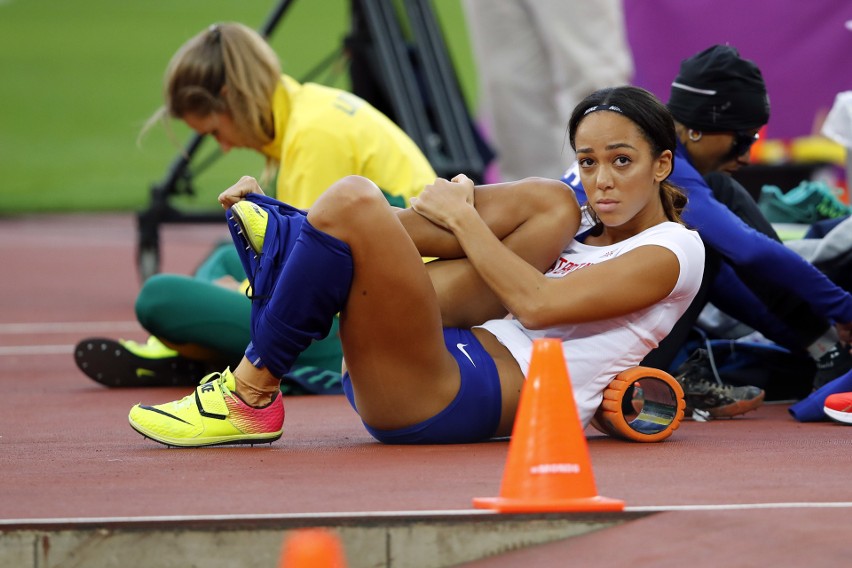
[128,86,705,446]
[75,21,435,390]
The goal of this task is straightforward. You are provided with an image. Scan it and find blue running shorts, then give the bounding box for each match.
[342,328,502,444]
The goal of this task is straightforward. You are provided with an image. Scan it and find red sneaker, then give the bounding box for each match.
[823,392,852,424]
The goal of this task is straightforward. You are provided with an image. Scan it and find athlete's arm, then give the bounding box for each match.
[412,175,681,330]
[672,161,852,326]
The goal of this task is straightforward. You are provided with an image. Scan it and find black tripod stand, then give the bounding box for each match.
[135,0,489,282]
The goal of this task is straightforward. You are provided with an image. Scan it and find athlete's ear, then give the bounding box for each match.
[653,149,673,182]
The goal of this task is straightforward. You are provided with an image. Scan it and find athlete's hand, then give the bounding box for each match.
[410,174,475,230]
[218,176,266,210]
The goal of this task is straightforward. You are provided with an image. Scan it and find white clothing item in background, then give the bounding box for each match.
[786,215,852,264]
[822,91,852,148]
[463,0,633,181]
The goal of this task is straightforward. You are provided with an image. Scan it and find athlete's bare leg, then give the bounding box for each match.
[233,175,579,431]
[399,177,579,327]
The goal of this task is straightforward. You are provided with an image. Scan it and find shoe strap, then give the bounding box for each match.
[195,376,230,419]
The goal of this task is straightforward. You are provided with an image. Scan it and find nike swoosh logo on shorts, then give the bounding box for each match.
[456,343,476,367]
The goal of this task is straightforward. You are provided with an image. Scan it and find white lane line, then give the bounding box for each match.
[627,502,852,512]
[0,322,140,356]
[0,345,74,356]
[0,321,139,334]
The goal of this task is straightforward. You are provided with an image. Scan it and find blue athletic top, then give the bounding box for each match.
[560,141,852,334]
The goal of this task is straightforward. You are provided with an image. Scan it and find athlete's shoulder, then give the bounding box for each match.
[636,222,703,252]
[649,220,701,238]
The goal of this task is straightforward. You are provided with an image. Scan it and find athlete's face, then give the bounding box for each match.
[574,111,672,234]
[182,111,255,153]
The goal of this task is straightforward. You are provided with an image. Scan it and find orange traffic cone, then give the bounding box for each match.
[279,528,347,568]
[473,338,624,513]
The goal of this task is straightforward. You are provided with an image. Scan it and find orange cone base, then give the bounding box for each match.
[472,494,625,513]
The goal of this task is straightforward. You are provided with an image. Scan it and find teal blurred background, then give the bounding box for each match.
[0,0,476,214]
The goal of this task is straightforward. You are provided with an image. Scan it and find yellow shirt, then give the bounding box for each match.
[260,75,436,209]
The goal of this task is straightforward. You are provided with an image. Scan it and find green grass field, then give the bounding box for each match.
[0,0,476,214]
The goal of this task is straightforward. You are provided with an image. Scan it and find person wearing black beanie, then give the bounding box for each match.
[668,44,771,175]
[669,45,770,132]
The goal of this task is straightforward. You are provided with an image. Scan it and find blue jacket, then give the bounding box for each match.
[560,141,852,346]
